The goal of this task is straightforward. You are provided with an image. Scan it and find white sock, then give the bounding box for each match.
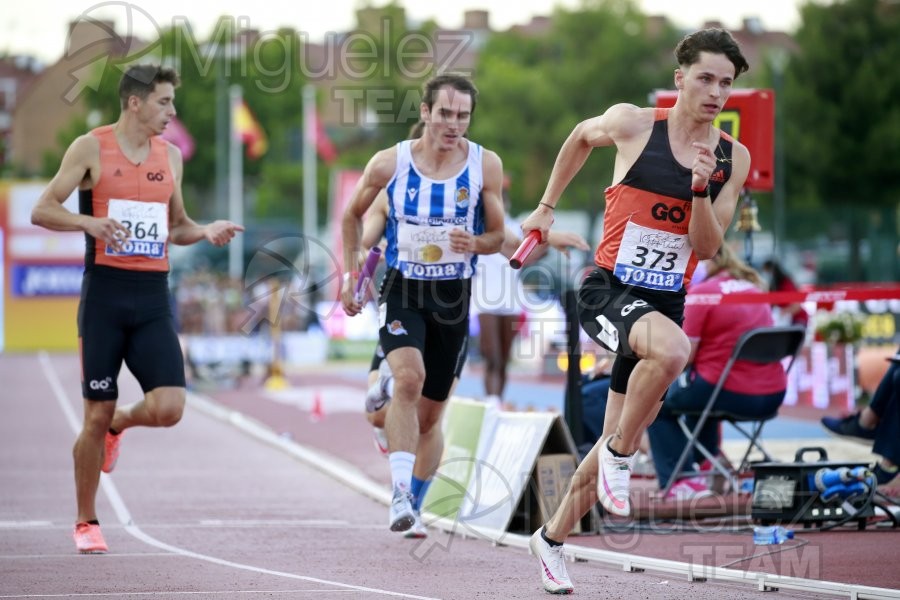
[389,451,415,491]
[385,378,395,397]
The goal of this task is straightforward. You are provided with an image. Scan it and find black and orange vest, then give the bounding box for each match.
[595,108,734,291]
[79,125,174,272]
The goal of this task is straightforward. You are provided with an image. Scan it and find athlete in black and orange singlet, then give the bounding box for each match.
[519,29,753,594]
[31,64,243,555]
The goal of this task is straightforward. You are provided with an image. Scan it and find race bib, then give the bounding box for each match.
[105,199,168,259]
[613,221,691,292]
[396,220,466,280]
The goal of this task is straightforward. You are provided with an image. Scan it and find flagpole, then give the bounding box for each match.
[228,84,244,281]
[302,84,317,242]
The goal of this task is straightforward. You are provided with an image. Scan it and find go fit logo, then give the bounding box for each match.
[146,171,165,182]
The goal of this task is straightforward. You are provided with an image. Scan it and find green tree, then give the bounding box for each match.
[344,3,435,152]
[472,0,681,217]
[784,0,900,281]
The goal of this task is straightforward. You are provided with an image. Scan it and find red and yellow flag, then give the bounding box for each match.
[233,100,268,159]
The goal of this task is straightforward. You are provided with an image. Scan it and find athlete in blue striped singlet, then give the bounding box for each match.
[341,74,505,534]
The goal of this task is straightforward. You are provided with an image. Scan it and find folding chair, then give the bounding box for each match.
[659,325,807,498]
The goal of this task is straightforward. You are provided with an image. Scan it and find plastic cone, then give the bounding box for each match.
[310,390,324,422]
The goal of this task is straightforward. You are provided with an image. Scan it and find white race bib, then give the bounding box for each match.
[613,221,690,291]
[105,199,168,259]
[396,220,466,280]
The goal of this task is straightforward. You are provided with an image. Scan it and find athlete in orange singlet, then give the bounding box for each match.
[31,64,243,554]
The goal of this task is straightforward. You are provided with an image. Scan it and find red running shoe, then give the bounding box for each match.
[73,522,108,554]
[101,431,122,473]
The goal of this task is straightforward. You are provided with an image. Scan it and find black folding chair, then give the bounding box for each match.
[659,325,807,498]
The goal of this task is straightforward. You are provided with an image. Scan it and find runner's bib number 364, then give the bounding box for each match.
[105,199,168,259]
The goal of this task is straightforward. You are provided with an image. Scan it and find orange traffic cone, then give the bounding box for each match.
[310,390,324,422]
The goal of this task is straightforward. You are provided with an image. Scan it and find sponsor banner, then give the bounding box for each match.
[457,411,556,532]
[11,264,83,296]
[424,398,487,520]
[686,285,900,305]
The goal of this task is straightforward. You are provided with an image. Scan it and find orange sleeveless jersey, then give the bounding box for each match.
[80,125,174,271]
[594,108,734,290]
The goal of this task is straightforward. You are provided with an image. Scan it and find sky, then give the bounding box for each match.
[2,0,807,64]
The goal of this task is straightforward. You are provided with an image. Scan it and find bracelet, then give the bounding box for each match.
[539,201,555,210]
[691,185,710,198]
[342,271,359,282]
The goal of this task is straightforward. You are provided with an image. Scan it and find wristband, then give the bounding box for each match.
[342,271,359,283]
[539,201,555,210]
[691,185,710,198]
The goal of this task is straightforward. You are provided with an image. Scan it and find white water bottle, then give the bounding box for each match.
[753,525,794,545]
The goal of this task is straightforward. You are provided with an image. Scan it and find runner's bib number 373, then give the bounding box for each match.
[105,199,169,259]
[613,221,691,292]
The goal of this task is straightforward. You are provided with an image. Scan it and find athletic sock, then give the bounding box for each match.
[410,476,432,511]
[389,451,415,492]
[606,440,632,458]
[541,526,563,547]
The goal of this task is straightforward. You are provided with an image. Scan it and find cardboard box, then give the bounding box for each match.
[533,453,581,534]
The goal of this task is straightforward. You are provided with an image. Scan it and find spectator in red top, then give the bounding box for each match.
[648,244,787,498]
[761,258,810,328]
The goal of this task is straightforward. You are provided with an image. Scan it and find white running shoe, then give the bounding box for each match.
[403,510,428,539]
[389,486,415,532]
[372,427,389,457]
[529,528,573,595]
[365,361,393,413]
[596,436,634,517]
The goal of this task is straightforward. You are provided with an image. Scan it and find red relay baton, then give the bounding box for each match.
[509,230,541,269]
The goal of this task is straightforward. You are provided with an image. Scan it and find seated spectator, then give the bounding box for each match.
[579,354,654,475]
[647,244,787,499]
[579,355,613,453]
[761,258,810,328]
[821,347,899,487]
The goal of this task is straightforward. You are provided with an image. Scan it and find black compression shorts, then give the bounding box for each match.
[77,266,185,400]
[377,268,470,401]
[577,268,685,394]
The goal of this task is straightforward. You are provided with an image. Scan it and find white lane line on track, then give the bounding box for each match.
[1,552,177,560]
[38,351,440,600]
[0,591,371,598]
[0,521,54,528]
[197,519,348,527]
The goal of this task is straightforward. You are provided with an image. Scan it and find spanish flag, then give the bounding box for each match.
[314,108,337,164]
[233,100,268,159]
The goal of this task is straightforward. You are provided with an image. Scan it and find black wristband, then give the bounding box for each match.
[539,201,555,210]
[691,185,710,198]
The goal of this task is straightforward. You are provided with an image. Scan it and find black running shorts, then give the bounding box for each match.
[77,266,185,400]
[377,269,470,401]
[577,268,685,394]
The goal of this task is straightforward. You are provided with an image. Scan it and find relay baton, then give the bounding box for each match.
[509,230,541,269]
[354,246,382,303]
